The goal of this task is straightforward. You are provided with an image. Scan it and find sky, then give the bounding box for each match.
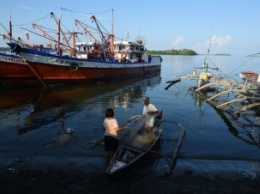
[0,0,260,56]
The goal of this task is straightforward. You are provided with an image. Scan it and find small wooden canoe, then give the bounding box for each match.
[106,111,163,175]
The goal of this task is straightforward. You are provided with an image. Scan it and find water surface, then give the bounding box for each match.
[0,54,259,180]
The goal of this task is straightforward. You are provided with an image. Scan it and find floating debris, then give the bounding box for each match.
[8,167,19,174]
[66,128,74,134]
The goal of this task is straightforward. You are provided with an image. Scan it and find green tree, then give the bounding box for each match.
[148,49,197,55]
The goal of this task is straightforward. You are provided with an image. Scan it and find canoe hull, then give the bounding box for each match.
[106,128,163,176]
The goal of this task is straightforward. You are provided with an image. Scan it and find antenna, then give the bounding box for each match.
[207,25,214,56]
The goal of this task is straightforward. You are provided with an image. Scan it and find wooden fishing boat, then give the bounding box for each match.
[106,111,163,175]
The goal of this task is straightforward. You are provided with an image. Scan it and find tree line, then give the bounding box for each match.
[0,47,10,51]
[149,49,197,55]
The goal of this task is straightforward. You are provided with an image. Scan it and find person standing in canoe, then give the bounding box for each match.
[103,108,127,166]
[143,96,159,133]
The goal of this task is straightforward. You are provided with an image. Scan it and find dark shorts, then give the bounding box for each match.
[104,135,119,153]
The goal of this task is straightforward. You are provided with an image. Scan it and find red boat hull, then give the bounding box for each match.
[0,54,36,79]
[27,61,161,84]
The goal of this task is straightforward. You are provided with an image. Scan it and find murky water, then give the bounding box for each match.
[0,55,260,180]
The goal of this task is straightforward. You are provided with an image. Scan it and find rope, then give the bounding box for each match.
[61,7,112,15]
[12,13,50,27]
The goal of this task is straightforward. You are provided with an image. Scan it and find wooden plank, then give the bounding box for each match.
[195,83,215,92]
[207,89,246,101]
[217,97,247,108]
[233,102,260,115]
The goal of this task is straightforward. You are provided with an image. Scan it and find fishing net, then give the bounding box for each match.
[118,115,156,149]
[118,115,146,144]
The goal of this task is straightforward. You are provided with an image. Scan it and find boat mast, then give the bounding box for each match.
[9,9,12,42]
[90,15,110,59]
[204,26,214,73]
[50,12,70,48]
[110,9,114,55]
[57,11,61,56]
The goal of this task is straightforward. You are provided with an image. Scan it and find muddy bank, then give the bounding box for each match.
[1,167,260,194]
[0,157,259,194]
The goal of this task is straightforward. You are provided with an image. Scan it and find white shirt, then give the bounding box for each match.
[103,118,119,137]
[143,103,157,127]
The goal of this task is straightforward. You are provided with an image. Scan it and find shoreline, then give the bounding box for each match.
[1,156,260,194]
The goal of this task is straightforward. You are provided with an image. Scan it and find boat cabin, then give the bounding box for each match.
[75,42,102,59]
[113,40,148,63]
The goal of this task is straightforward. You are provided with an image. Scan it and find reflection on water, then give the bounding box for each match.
[190,90,260,148]
[1,74,161,136]
[1,55,260,181]
[0,74,161,160]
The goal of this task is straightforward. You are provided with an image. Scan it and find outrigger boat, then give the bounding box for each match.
[106,111,163,175]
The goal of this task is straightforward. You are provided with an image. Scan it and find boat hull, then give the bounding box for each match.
[106,112,163,177]
[0,52,35,79]
[240,71,259,83]
[8,43,162,84]
[26,60,161,84]
[106,128,162,183]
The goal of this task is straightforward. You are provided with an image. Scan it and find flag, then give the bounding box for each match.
[26,31,29,40]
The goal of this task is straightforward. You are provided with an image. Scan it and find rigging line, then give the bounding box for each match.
[74,20,100,35]
[32,24,57,33]
[0,23,9,33]
[12,13,50,27]
[238,61,260,72]
[20,27,74,50]
[226,57,254,76]
[207,58,230,78]
[61,7,112,15]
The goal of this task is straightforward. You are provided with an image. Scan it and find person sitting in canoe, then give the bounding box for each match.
[103,108,127,166]
[142,96,159,133]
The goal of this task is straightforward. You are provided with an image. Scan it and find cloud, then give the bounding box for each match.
[21,6,31,10]
[195,35,232,53]
[171,36,184,48]
[210,35,231,47]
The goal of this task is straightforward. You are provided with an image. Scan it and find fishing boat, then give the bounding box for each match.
[165,29,221,90]
[0,16,56,84]
[106,111,163,175]
[0,51,36,80]
[7,39,162,85]
[6,12,162,85]
[240,71,259,83]
[0,22,36,82]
